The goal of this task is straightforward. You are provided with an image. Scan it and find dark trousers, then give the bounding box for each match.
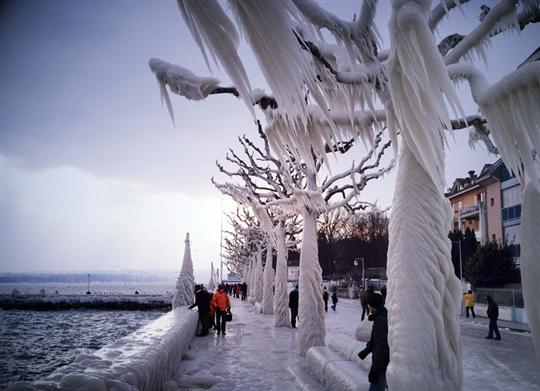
[216,310,227,334]
[324,300,328,312]
[198,314,210,336]
[466,306,476,318]
[488,318,501,339]
[241,292,246,301]
[361,306,368,321]
[290,307,298,328]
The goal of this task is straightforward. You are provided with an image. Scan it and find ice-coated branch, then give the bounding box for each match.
[450,115,499,155]
[444,0,519,65]
[428,0,470,32]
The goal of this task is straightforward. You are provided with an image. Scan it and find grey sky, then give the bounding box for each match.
[1,0,538,275]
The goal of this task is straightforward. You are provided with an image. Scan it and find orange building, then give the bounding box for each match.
[446,159,522,261]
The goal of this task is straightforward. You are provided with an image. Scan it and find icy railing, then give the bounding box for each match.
[8,307,198,391]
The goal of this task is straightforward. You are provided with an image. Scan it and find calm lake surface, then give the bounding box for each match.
[0,309,165,387]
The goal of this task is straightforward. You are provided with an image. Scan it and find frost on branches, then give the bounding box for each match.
[172,233,195,309]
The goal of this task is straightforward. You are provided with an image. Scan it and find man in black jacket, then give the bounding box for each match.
[486,295,501,340]
[188,285,211,336]
[358,293,389,391]
[289,285,299,328]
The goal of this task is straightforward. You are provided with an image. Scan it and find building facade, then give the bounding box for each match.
[446,159,521,261]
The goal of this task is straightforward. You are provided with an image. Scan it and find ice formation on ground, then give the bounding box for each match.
[7,308,198,391]
[208,262,216,292]
[262,242,275,314]
[172,233,195,309]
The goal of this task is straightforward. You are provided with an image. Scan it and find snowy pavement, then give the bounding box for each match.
[170,297,539,390]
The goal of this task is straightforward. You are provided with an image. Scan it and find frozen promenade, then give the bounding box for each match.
[170,297,539,390]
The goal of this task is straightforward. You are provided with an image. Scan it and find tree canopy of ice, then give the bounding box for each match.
[262,242,275,314]
[172,233,195,309]
[273,224,290,327]
[13,308,198,391]
[148,58,220,124]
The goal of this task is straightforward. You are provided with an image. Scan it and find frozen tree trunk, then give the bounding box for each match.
[254,250,264,304]
[249,256,256,299]
[208,262,216,291]
[274,225,290,327]
[172,233,195,308]
[298,210,326,356]
[386,144,462,391]
[262,242,275,314]
[521,183,540,361]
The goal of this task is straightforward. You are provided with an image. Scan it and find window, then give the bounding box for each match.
[490,197,494,207]
[502,186,521,208]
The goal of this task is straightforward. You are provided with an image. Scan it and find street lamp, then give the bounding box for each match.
[86,273,91,295]
[354,258,365,290]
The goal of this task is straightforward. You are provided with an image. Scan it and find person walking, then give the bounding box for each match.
[331,291,339,311]
[464,290,476,318]
[360,288,369,321]
[322,287,329,312]
[380,286,387,304]
[241,282,247,301]
[188,285,211,336]
[211,284,231,336]
[486,295,501,340]
[289,285,299,328]
[358,293,389,391]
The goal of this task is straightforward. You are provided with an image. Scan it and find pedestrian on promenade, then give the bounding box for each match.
[209,292,216,330]
[211,284,231,336]
[188,285,211,336]
[380,286,387,304]
[289,285,299,328]
[241,282,247,301]
[235,284,241,298]
[486,295,501,340]
[331,291,339,311]
[358,293,389,391]
[464,290,476,318]
[322,287,329,312]
[360,288,368,321]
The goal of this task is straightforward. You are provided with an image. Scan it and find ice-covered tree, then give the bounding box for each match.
[208,262,216,292]
[152,0,540,386]
[172,233,194,308]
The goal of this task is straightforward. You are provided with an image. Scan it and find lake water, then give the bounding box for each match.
[0,309,166,387]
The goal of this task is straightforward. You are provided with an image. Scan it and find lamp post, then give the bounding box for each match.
[86,274,91,295]
[354,258,365,290]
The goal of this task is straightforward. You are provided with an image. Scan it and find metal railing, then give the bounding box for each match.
[474,288,524,308]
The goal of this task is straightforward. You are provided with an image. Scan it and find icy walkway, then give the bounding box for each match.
[171,299,304,390]
[171,297,539,390]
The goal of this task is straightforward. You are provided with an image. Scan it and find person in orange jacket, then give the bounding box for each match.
[211,284,231,335]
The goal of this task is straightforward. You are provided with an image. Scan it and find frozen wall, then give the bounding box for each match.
[9,308,198,391]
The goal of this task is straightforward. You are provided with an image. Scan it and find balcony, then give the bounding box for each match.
[459,204,480,219]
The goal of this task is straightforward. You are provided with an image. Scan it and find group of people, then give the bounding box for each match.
[188,284,232,336]
[220,282,248,300]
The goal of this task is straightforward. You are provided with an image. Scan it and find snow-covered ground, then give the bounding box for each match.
[171,297,539,390]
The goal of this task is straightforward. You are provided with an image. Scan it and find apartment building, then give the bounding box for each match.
[446,159,522,260]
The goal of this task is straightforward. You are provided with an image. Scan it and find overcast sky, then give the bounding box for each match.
[1,1,538,279]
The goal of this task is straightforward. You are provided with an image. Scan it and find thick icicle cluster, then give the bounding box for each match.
[254,250,264,304]
[172,233,195,309]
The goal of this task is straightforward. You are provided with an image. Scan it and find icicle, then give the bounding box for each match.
[178,0,255,117]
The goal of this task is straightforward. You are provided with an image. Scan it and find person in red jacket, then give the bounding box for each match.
[211,285,231,335]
